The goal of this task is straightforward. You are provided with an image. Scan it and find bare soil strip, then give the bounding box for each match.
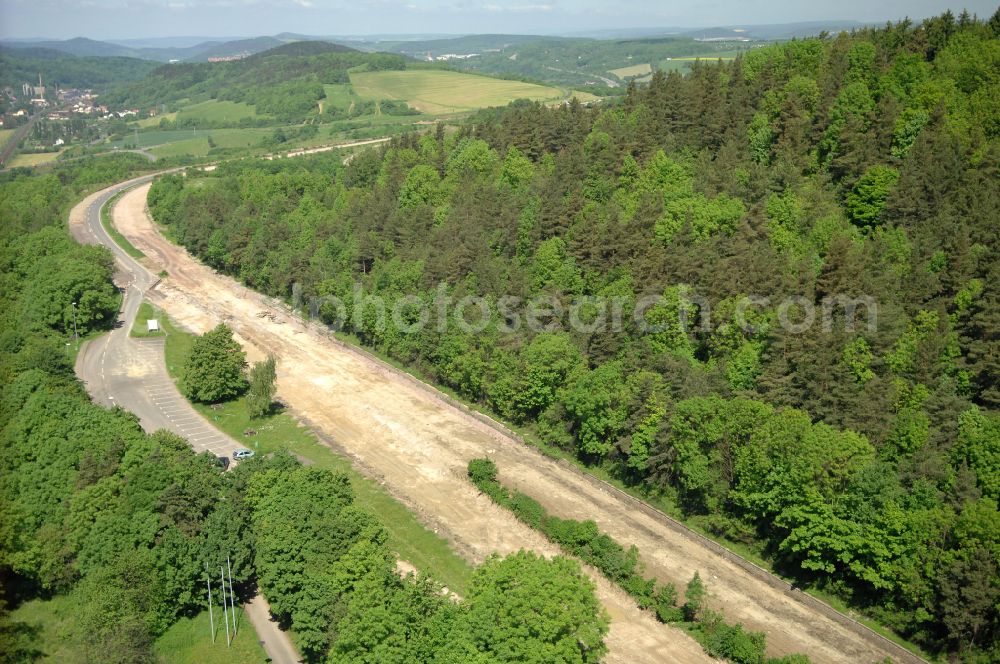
[104,182,909,664]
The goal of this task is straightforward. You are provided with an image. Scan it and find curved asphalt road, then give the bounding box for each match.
[73,179,243,458]
[71,177,301,664]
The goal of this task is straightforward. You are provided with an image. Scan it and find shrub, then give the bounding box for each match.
[703,618,767,664]
[468,457,498,485]
[509,490,545,529]
[654,583,683,622]
[621,573,657,608]
[683,571,706,621]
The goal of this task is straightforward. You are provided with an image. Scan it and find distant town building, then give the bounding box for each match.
[434,53,479,61]
[23,73,46,100]
[208,52,250,63]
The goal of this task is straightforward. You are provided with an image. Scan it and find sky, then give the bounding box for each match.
[0,0,996,41]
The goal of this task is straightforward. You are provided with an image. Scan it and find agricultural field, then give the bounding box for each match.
[0,127,16,147]
[147,133,259,158]
[564,90,602,104]
[659,50,743,73]
[7,151,63,168]
[350,69,565,114]
[109,129,203,149]
[176,99,264,123]
[608,62,652,79]
[134,111,176,128]
[108,127,270,157]
[322,83,359,112]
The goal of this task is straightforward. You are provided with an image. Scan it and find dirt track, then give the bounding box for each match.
[111,182,905,664]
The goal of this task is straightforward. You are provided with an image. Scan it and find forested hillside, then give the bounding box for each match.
[148,10,1000,660]
[103,44,408,122]
[0,157,609,662]
[0,48,159,91]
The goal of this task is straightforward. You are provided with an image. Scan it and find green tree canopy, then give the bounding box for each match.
[180,323,248,403]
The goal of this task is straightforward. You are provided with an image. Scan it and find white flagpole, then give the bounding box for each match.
[227,554,237,636]
[206,575,215,643]
[221,566,231,647]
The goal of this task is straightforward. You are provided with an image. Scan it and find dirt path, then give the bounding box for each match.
[114,183,907,664]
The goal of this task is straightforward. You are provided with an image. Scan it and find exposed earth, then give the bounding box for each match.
[80,179,916,664]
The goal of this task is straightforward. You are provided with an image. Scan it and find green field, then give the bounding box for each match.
[107,127,271,157]
[154,302,473,594]
[350,69,564,114]
[131,301,164,337]
[134,111,177,128]
[322,83,359,111]
[110,129,204,149]
[0,127,15,147]
[176,99,263,124]
[7,151,63,168]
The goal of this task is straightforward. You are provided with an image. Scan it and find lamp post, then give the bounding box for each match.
[71,301,79,349]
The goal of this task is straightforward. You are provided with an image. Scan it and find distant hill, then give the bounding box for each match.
[248,41,358,59]
[0,48,159,90]
[0,35,295,62]
[105,36,234,49]
[189,36,284,60]
[0,22,873,65]
[0,46,76,60]
[374,34,560,57]
[677,20,867,40]
[6,37,138,58]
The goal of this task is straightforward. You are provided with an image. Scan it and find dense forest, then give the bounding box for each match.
[148,10,1000,660]
[103,43,409,122]
[0,157,608,662]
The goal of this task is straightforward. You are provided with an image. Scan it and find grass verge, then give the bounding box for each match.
[101,190,145,259]
[131,300,165,337]
[7,595,77,663]
[154,608,268,664]
[9,596,268,664]
[153,302,472,594]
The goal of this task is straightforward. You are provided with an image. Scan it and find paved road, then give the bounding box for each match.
[70,179,301,664]
[72,181,242,458]
[244,595,301,664]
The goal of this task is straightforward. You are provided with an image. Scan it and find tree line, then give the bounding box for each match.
[148,10,1000,659]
